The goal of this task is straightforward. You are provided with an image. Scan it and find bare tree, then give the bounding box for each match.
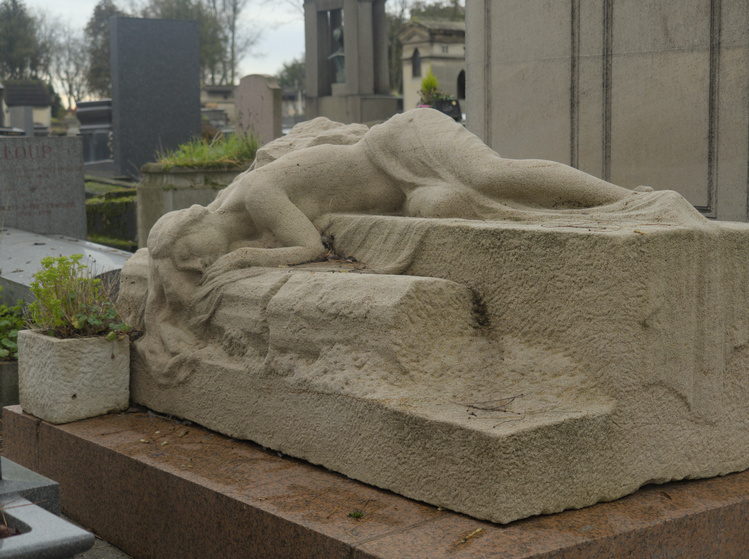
[210,0,260,84]
[52,24,89,110]
[263,0,302,17]
[28,7,59,83]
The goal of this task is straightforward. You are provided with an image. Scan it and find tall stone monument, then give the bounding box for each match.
[110,17,201,178]
[304,0,398,123]
[466,1,749,221]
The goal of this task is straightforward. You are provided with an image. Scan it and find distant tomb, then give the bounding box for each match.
[77,100,113,163]
[109,17,201,178]
[2,82,51,136]
[304,0,397,123]
[398,20,465,111]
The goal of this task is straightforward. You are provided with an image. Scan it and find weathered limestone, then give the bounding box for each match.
[119,110,749,523]
[121,212,749,523]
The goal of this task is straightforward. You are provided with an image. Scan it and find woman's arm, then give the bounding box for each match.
[202,245,325,282]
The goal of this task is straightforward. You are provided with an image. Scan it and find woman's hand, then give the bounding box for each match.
[202,252,245,284]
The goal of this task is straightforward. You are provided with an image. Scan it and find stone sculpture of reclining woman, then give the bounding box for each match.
[148,108,654,286]
[135,107,706,386]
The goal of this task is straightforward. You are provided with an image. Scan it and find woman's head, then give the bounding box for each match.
[148,206,230,272]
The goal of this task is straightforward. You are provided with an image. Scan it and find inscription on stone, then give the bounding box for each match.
[0,137,87,239]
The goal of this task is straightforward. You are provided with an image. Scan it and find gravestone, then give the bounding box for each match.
[77,100,113,163]
[77,99,115,177]
[0,137,86,238]
[110,17,201,178]
[235,74,282,145]
[466,0,749,221]
[8,107,33,136]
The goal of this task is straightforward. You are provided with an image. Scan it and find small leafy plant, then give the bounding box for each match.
[417,66,458,107]
[26,254,130,340]
[0,287,25,360]
[418,66,440,106]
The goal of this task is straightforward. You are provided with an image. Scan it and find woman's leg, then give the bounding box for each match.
[469,157,639,209]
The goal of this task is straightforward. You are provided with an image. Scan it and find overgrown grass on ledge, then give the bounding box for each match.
[157,133,260,170]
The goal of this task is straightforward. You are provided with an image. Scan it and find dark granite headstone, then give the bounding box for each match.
[0,137,86,238]
[110,17,201,178]
[77,99,113,163]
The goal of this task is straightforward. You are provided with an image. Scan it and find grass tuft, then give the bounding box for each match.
[157,133,260,170]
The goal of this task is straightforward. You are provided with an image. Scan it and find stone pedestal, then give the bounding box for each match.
[5,406,749,558]
[120,210,749,524]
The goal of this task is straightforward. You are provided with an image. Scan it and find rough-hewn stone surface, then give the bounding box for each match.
[118,110,749,523]
[18,331,130,424]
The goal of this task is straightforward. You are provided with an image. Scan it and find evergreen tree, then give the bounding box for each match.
[85,0,127,98]
[276,57,305,90]
[0,0,43,79]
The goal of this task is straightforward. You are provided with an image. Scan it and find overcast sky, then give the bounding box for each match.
[25,0,306,77]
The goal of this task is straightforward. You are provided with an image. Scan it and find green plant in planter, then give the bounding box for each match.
[26,254,130,340]
[0,287,25,360]
[418,67,458,108]
[418,66,440,106]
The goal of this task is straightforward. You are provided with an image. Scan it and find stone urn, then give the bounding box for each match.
[18,331,130,424]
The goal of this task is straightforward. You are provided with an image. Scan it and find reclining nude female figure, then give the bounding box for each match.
[147,108,650,287]
[137,108,664,383]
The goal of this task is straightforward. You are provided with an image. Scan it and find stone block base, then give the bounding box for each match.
[121,211,749,524]
[4,405,749,559]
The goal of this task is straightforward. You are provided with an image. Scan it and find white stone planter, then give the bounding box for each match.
[18,330,130,424]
